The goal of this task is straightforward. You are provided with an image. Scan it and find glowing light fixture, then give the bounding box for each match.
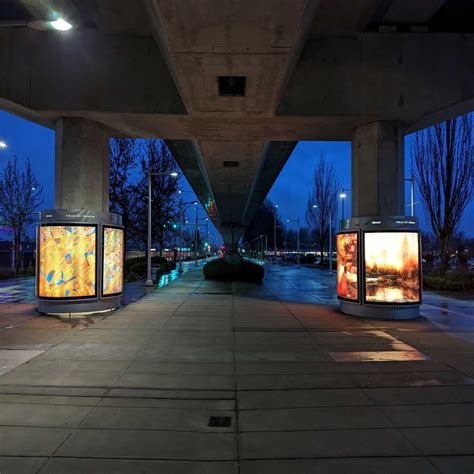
[50,18,73,31]
[170,171,178,177]
[0,141,7,149]
[340,192,347,199]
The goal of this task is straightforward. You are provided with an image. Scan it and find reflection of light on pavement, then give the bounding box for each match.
[158,270,179,288]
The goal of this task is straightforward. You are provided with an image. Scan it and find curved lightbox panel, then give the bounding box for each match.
[38,224,97,299]
[102,226,125,297]
[336,232,359,302]
[363,231,421,305]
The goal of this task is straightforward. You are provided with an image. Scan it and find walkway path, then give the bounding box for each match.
[0,265,473,473]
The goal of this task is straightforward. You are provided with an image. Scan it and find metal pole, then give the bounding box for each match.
[329,211,333,273]
[297,218,300,268]
[195,205,198,266]
[411,173,415,217]
[206,219,209,262]
[273,209,277,264]
[145,171,153,286]
[178,200,184,273]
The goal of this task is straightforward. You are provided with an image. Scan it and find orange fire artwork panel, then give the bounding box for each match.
[364,232,420,304]
[337,233,358,301]
[38,226,96,298]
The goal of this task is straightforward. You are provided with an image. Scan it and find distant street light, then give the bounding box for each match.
[0,140,7,149]
[146,171,178,287]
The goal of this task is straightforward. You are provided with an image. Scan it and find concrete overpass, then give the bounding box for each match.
[1,0,473,247]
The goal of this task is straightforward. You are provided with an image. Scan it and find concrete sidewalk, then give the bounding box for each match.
[0,265,473,473]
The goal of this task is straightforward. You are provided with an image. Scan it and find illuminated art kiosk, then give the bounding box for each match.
[37,210,124,315]
[337,216,421,320]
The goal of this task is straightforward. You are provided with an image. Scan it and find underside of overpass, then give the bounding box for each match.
[1,0,474,245]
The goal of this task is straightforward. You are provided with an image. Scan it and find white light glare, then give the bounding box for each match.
[339,192,347,199]
[0,141,7,149]
[50,18,73,31]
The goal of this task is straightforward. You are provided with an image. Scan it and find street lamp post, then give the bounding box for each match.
[178,199,184,273]
[205,218,209,262]
[404,173,415,217]
[339,188,352,223]
[339,190,347,220]
[286,218,300,268]
[274,204,278,264]
[194,203,199,266]
[146,170,178,287]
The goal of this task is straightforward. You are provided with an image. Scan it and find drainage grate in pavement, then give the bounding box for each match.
[208,416,232,427]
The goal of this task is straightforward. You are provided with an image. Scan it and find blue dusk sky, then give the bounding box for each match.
[0,110,473,243]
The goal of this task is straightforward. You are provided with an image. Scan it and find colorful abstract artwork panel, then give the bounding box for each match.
[364,232,420,304]
[102,227,124,296]
[337,232,358,301]
[38,226,96,298]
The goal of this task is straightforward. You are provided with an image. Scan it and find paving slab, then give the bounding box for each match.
[0,402,92,427]
[0,456,47,473]
[39,458,238,474]
[401,426,474,455]
[56,429,237,460]
[0,370,122,387]
[428,455,474,474]
[363,385,474,405]
[380,403,474,427]
[239,457,438,474]
[239,429,419,459]
[238,388,372,409]
[238,406,390,431]
[0,426,72,456]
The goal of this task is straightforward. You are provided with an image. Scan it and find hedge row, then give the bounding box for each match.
[423,272,474,292]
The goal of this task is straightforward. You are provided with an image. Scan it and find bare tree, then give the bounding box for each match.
[305,154,339,262]
[0,157,42,274]
[109,138,141,245]
[243,199,283,250]
[134,140,181,256]
[412,114,473,273]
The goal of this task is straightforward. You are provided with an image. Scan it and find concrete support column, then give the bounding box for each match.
[221,225,244,254]
[54,118,109,211]
[352,121,404,217]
